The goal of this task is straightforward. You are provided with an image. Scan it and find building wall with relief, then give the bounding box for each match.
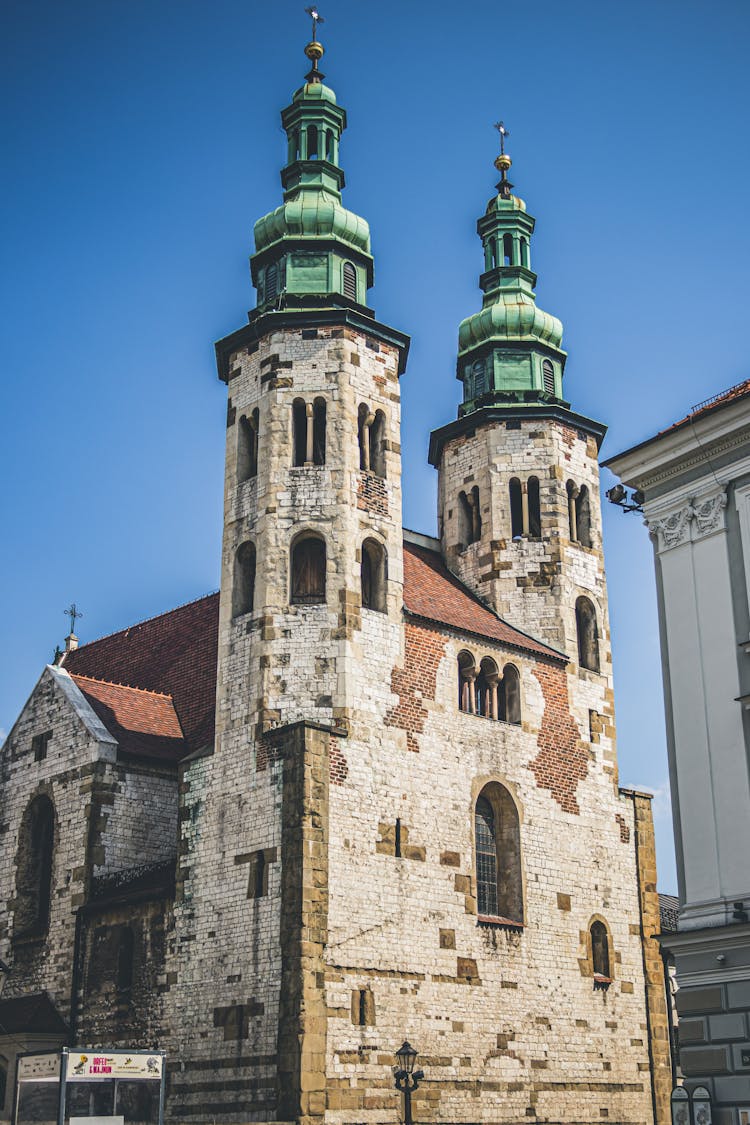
[606,382,750,1124]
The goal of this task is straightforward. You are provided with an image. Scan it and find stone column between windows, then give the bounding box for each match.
[305,403,314,465]
[361,414,373,471]
[521,481,530,537]
[486,671,500,720]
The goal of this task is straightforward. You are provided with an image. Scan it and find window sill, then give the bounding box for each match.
[477,914,524,931]
[458,710,521,728]
[290,598,327,606]
[593,974,612,990]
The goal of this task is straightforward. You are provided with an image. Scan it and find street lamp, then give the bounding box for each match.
[394,1041,424,1125]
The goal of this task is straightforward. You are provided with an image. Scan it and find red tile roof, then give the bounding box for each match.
[402,542,563,660]
[70,674,186,762]
[659,377,750,436]
[62,545,562,758]
[63,592,218,754]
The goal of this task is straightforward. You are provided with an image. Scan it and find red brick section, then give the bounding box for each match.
[403,543,561,660]
[385,622,447,753]
[356,472,389,517]
[63,592,219,754]
[615,813,631,843]
[329,741,348,785]
[70,674,185,762]
[529,664,588,814]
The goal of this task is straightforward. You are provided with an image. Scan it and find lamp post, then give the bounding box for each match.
[394,1040,424,1125]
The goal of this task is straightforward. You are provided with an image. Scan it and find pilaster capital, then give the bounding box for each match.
[646,488,727,553]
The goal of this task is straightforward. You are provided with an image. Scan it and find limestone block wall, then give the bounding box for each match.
[0,668,114,1018]
[93,762,178,878]
[322,621,657,1124]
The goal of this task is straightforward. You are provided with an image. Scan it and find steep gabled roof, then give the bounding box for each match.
[63,592,218,754]
[402,542,564,661]
[70,674,186,762]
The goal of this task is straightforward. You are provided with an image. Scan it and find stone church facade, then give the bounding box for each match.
[0,33,671,1125]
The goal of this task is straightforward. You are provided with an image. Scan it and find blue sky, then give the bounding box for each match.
[3,0,750,894]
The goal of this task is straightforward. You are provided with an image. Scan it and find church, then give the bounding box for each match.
[0,23,672,1125]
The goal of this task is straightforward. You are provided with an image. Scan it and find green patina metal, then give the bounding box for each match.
[251,53,373,313]
[457,162,568,415]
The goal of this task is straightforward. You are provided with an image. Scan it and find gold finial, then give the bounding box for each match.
[493,120,514,199]
[304,6,325,81]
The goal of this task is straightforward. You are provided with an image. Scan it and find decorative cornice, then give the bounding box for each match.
[646,488,727,553]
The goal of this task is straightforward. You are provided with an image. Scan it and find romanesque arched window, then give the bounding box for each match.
[576,485,592,548]
[369,410,386,478]
[527,476,541,538]
[15,794,55,937]
[576,596,600,672]
[343,261,357,302]
[459,488,481,547]
[361,538,387,612]
[498,663,521,725]
[233,541,256,617]
[291,534,326,604]
[474,783,523,923]
[292,398,307,466]
[238,409,259,481]
[358,404,370,470]
[509,477,523,539]
[474,656,499,718]
[590,919,611,981]
[312,397,326,465]
[457,650,476,713]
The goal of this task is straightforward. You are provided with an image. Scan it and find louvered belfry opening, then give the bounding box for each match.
[542,358,555,395]
[343,261,357,301]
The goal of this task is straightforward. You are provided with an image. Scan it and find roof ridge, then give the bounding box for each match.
[67,590,219,652]
[70,672,175,701]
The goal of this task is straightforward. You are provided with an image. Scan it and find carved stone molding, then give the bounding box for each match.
[647,489,727,552]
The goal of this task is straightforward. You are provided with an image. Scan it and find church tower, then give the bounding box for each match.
[429,135,612,688]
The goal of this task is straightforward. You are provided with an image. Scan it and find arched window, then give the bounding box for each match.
[542,359,555,396]
[15,795,55,936]
[474,783,523,923]
[343,261,357,302]
[576,596,600,672]
[265,262,278,304]
[291,535,326,604]
[520,236,529,269]
[509,477,523,539]
[116,926,135,1005]
[306,123,318,159]
[292,398,307,467]
[361,538,387,612]
[527,476,541,538]
[325,128,334,162]
[457,650,476,713]
[238,409,259,481]
[369,410,386,478]
[576,485,592,548]
[312,397,326,465]
[590,920,611,980]
[498,664,521,725]
[233,541,256,617]
[503,233,513,266]
[458,491,472,550]
[475,657,499,718]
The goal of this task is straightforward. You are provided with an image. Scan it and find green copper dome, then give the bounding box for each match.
[249,59,374,314]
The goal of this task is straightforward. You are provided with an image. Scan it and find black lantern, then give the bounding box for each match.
[394,1041,424,1125]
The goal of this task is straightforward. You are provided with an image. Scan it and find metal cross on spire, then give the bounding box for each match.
[305,5,325,40]
[64,602,83,635]
[494,121,510,156]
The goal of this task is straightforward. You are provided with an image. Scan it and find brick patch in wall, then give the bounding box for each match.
[330,740,348,785]
[615,813,631,843]
[356,471,389,517]
[384,623,446,753]
[529,665,589,814]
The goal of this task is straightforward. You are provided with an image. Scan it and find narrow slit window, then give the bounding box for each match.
[233,542,256,617]
[369,411,386,478]
[591,920,610,980]
[509,477,523,539]
[312,398,326,465]
[527,476,541,538]
[292,398,307,467]
[395,818,402,858]
[576,596,600,672]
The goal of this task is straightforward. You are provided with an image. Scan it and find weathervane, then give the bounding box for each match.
[303,6,326,81]
[64,602,83,636]
[493,120,514,199]
[305,6,324,40]
[494,120,510,156]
